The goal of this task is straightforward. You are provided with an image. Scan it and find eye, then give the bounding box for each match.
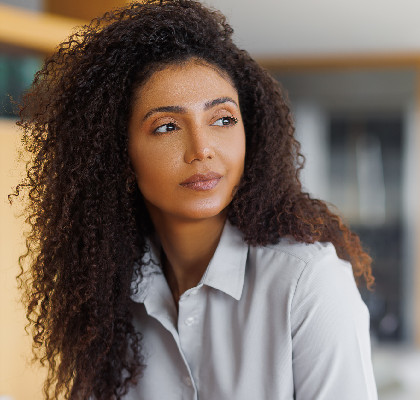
[153,122,179,134]
[212,116,238,127]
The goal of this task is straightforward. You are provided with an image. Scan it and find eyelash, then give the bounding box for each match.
[213,116,238,127]
[152,116,238,135]
[153,122,178,134]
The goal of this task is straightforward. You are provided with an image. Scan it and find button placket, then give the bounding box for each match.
[177,286,204,396]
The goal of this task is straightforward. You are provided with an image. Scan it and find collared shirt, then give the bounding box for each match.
[126,221,378,400]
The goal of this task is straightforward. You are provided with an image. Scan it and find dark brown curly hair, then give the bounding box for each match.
[10,0,373,398]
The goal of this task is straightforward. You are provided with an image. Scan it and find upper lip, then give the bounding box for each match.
[180,172,222,185]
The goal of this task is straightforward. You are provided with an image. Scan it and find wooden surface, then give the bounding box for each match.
[0,119,45,400]
[258,52,420,72]
[0,4,86,54]
[45,0,129,21]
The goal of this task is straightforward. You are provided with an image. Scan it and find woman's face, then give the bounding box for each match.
[128,60,246,222]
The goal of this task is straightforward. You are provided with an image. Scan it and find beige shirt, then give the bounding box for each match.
[127,221,378,400]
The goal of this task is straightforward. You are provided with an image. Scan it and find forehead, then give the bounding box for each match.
[132,60,238,109]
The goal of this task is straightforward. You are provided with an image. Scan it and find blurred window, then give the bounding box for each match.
[329,115,404,341]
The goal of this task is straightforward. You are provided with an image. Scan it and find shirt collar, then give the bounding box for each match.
[130,219,249,304]
[198,220,248,300]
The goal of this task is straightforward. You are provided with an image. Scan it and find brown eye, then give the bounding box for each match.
[154,122,179,134]
[212,116,238,127]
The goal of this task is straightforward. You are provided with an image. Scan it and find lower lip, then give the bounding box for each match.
[180,178,221,191]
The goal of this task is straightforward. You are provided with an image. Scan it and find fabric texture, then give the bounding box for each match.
[126,221,378,400]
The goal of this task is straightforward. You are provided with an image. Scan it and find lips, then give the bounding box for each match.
[180,172,222,191]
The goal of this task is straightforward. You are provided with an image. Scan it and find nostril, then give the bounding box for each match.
[184,146,215,164]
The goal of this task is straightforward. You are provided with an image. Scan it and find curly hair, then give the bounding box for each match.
[11,0,373,398]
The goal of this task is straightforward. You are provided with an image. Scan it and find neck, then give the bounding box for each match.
[148,207,227,305]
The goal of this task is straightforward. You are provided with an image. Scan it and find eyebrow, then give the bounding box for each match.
[142,96,238,121]
[204,97,238,110]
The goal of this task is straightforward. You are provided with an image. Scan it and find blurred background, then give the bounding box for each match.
[1,0,420,398]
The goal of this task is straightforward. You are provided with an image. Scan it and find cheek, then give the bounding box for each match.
[226,130,246,176]
[129,140,179,191]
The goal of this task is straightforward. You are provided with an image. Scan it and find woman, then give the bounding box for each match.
[13,0,377,399]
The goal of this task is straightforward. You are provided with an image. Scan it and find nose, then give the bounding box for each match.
[183,127,215,164]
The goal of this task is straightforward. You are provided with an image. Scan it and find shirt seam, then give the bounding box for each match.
[289,249,334,313]
[267,241,331,264]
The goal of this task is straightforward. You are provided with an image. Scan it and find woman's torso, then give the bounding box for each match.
[125,222,377,400]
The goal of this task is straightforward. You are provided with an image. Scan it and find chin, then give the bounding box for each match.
[173,200,230,221]
[176,209,226,221]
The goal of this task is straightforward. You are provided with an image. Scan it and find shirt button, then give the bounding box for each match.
[183,376,193,387]
[184,316,196,326]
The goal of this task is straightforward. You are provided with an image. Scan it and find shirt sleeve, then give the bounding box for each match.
[290,246,378,400]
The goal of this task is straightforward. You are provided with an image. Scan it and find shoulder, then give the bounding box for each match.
[273,243,376,398]
[249,237,354,288]
[266,237,338,263]
[246,238,375,398]
[258,239,369,335]
[248,238,365,318]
